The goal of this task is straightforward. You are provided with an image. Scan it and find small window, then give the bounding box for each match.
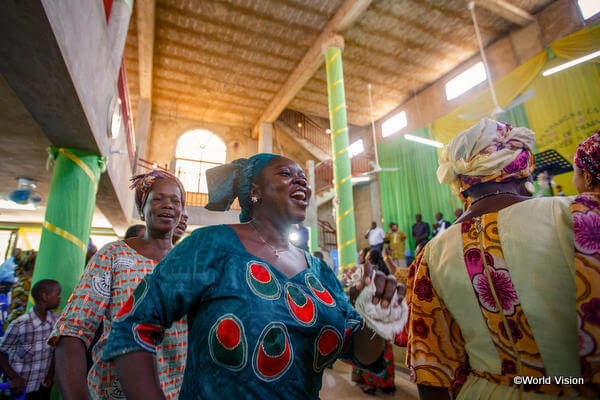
[578,0,600,19]
[381,111,407,138]
[445,62,487,101]
[348,140,364,158]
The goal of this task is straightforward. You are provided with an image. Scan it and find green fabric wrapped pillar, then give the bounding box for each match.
[30,147,106,310]
[324,45,357,273]
[308,226,318,253]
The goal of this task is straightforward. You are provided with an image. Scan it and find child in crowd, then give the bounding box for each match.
[0,280,61,399]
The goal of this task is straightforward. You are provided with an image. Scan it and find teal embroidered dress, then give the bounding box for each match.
[104,225,372,399]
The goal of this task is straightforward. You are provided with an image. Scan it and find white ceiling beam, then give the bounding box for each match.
[252,0,372,139]
[473,0,535,27]
[137,0,155,100]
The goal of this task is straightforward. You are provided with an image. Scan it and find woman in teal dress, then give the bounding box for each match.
[103,154,405,399]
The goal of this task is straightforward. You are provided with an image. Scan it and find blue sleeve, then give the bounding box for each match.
[102,227,221,360]
[314,259,387,375]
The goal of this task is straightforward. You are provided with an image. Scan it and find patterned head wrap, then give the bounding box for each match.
[205,153,282,223]
[129,170,186,218]
[437,118,536,197]
[574,130,600,182]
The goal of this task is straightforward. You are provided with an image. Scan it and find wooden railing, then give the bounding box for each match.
[314,154,372,195]
[278,109,330,154]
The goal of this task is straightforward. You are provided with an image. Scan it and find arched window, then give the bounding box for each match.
[175,130,226,194]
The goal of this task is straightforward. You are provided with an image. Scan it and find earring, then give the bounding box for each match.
[251,196,259,203]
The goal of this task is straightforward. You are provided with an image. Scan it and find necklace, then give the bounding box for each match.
[470,191,520,206]
[249,222,290,258]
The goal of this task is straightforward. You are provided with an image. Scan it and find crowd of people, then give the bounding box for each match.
[0,120,597,400]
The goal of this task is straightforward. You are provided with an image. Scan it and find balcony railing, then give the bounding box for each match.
[136,159,240,210]
[314,155,372,195]
[278,109,331,155]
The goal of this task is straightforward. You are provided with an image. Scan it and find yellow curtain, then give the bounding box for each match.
[432,52,547,144]
[431,25,600,145]
[524,61,600,195]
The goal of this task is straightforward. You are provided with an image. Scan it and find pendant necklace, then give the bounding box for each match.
[249,222,290,258]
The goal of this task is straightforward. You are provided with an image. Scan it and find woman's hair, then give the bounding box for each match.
[366,249,390,275]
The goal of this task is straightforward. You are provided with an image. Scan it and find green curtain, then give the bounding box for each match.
[378,127,461,252]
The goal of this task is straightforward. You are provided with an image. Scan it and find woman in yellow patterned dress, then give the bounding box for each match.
[406,119,599,399]
[572,131,600,392]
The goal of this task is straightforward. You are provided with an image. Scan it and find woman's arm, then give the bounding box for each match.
[50,247,113,400]
[351,325,385,366]
[54,337,92,400]
[418,384,451,400]
[348,263,406,365]
[114,351,164,400]
[383,247,398,275]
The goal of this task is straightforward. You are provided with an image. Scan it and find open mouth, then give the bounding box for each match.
[290,189,308,208]
[158,213,175,219]
[290,190,306,201]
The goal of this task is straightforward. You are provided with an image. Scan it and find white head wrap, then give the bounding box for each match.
[437,118,536,194]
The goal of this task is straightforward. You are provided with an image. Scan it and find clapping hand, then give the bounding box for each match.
[350,262,405,309]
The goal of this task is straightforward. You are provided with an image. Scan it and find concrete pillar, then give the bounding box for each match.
[134,99,152,171]
[305,160,319,252]
[258,122,273,153]
[31,147,106,309]
[323,35,357,273]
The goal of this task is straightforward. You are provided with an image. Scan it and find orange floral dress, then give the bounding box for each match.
[406,197,600,399]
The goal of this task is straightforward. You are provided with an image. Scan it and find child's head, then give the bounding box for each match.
[31,279,62,309]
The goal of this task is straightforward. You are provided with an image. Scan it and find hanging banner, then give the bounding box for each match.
[524,62,600,194]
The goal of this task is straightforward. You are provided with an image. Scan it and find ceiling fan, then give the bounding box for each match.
[459,2,535,119]
[357,84,401,177]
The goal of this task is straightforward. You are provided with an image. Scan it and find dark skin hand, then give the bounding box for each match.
[55,179,182,400]
[113,157,406,400]
[417,384,451,400]
[0,352,26,396]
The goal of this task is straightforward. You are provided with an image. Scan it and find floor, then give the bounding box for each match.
[319,361,418,400]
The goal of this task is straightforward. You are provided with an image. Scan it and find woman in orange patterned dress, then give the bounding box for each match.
[49,171,188,400]
[406,120,599,399]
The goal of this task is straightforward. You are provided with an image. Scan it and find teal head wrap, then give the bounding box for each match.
[205,153,282,222]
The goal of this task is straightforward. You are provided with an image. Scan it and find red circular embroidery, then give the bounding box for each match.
[115,295,134,319]
[318,329,339,356]
[216,318,241,350]
[251,263,272,284]
[257,341,291,377]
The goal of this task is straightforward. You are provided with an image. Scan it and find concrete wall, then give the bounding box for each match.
[148,116,257,167]
[373,0,585,140]
[273,125,318,167]
[0,0,135,234]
